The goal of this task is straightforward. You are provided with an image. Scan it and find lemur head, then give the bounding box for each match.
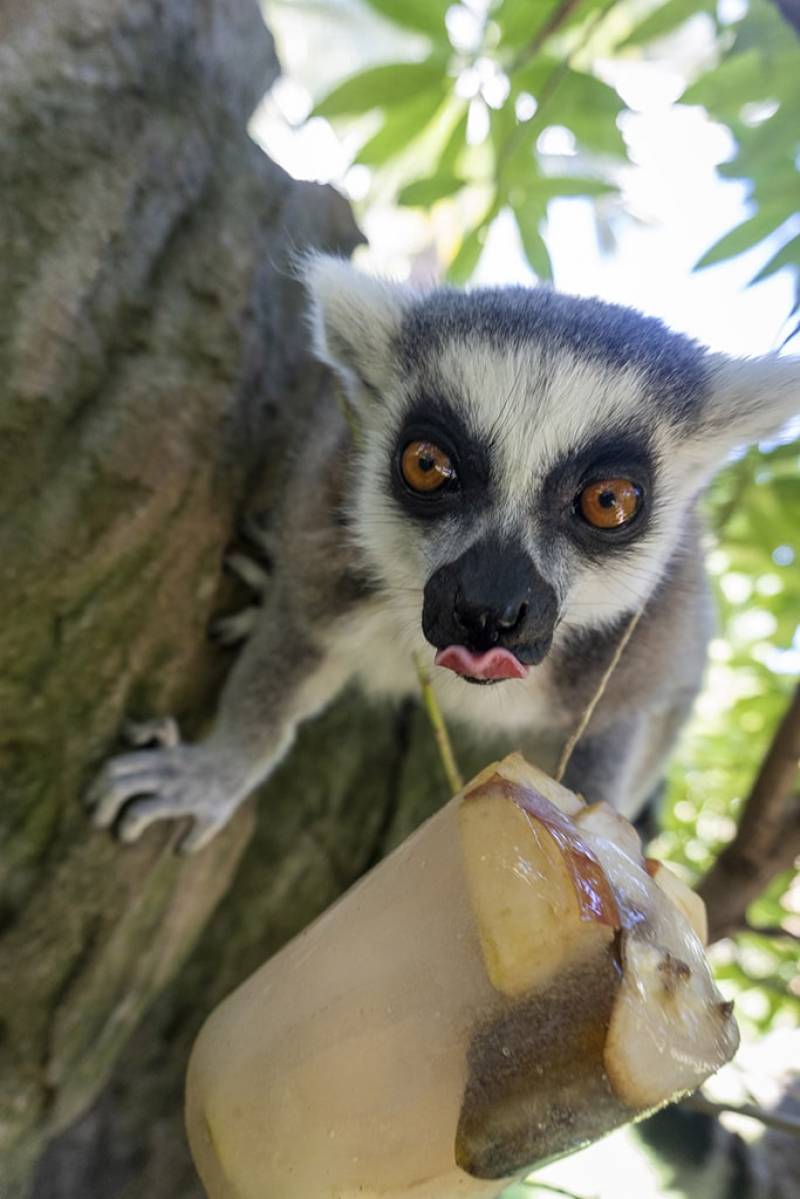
[305,255,799,684]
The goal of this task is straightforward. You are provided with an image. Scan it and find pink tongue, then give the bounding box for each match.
[434,645,529,681]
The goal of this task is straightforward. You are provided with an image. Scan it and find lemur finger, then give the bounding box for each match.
[238,511,277,559]
[87,749,179,786]
[208,607,259,647]
[116,796,191,843]
[89,771,174,829]
[123,716,181,748]
[177,815,228,855]
[224,551,271,595]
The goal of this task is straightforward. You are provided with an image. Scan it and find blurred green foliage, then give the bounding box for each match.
[653,435,800,1033]
[312,0,799,321]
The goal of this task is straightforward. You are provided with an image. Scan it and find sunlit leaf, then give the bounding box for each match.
[693,209,796,271]
[749,232,800,286]
[513,198,553,279]
[494,0,595,49]
[681,48,788,117]
[447,225,485,283]
[356,86,448,166]
[397,173,465,205]
[362,0,450,40]
[534,175,617,198]
[436,106,469,175]
[618,0,712,49]
[447,197,500,283]
[556,69,627,156]
[313,58,448,118]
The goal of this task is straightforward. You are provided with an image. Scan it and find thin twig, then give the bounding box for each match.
[683,1093,800,1140]
[509,0,585,74]
[522,1182,596,1199]
[412,651,463,795]
[555,606,644,782]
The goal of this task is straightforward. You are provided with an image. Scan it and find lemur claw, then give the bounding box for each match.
[86,732,244,854]
[212,546,271,648]
[238,510,277,560]
[122,715,181,748]
[223,551,271,595]
[208,607,259,647]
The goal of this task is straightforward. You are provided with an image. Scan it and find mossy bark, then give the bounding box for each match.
[0,2,511,1195]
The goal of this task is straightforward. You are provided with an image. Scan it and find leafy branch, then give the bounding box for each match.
[698,682,800,943]
[308,0,799,311]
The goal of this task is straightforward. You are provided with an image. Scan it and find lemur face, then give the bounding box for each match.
[306,256,799,684]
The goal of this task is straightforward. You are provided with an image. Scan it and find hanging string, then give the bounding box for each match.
[554,605,645,783]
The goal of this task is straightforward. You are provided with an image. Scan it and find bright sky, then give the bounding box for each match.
[256,0,798,357]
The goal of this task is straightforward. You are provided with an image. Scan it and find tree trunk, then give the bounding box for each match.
[0,2,505,1194]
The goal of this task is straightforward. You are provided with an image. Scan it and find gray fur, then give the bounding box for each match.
[87,257,800,849]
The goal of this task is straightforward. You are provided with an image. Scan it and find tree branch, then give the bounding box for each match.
[698,683,800,943]
[683,1093,800,1139]
[742,920,800,943]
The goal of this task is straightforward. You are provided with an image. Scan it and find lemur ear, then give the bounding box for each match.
[302,254,411,400]
[692,353,800,465]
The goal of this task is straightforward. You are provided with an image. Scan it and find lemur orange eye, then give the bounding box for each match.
[401,440,456,493]
[578,479,642,528]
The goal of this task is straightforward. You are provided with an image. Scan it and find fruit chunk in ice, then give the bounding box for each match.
[456,757,739,1177]
[459,773,619,998]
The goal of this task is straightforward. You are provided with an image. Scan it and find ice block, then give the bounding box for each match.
[186,754,738,1198]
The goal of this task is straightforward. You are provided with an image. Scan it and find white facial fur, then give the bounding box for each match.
[305,255,800,647]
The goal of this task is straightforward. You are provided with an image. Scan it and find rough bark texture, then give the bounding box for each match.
[0,3,507,1195]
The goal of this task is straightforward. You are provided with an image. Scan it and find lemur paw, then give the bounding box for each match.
[207,607,260,647]
[86,722,245,853]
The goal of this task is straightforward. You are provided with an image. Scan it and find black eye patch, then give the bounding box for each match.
[390,393,492,520]
[539,428,656,553]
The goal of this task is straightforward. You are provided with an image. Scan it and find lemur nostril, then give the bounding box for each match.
[497,600,527,632]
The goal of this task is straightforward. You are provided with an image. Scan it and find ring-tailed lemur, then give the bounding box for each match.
[87,256,800,852]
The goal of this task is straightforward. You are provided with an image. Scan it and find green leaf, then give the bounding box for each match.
[749,232,800,286]
[534,175,617,198]
[556,70,627,157]
[447,197,500,283]
[313,58,448,119]
[618,0,712,49]
[694,209,796,270]
[512,56,556,97]
[397,173,465,206]
[362,0,450,39]
[681,49,777,116]
[513,199,553,279]
[447,226,485,284]
[436,106,469,175]
[494,0,592,49]
[356,86,448,166]
[494,0,548,48]
[721,105,800,183]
